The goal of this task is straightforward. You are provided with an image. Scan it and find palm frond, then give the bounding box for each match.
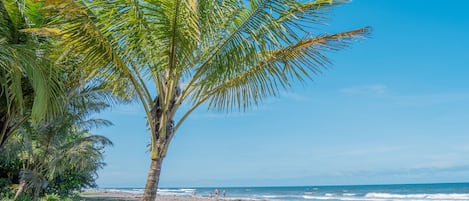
[194,27,371,111]
[0,0,63,123]
[183,0,350,102]
[18,169,48,194]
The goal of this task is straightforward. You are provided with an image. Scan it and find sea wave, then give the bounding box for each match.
[157,188,196,196]
[92,185,469,201]
[97,188,196,196]
[302,192,469,201]
[365,192,469,200]
[102,188,142,194]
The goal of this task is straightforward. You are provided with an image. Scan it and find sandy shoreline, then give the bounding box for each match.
[80,190,261,201]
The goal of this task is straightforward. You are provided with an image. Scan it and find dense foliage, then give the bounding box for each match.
[0,103,112,199]
[0,0,114,199]
[0,0,62,149]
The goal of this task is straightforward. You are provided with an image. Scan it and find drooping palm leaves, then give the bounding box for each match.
[10,74,114,199]
[0,0,62,149]
[1,34,117,197]
[42,0,370,200]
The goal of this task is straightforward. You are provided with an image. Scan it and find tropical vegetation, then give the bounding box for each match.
[0,0,61,150]
[37,0,370,200]
[1,0,114,200]
[1,0,369,200]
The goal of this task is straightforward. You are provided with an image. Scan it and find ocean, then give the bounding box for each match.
[104,183,469,201]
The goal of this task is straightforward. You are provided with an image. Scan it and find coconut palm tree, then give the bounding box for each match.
[42,0,370,200]
[0,0,61,149]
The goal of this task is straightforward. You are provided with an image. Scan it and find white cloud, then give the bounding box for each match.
[339,84,469,107]
[392,92,469,106]
[339,84,387,96]
[111,103,143,115]
[280,91,309,101]
[190,111,254,119]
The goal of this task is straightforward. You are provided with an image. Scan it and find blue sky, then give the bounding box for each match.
[94,0,469,188]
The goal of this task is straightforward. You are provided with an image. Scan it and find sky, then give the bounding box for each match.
[93,0,469,188]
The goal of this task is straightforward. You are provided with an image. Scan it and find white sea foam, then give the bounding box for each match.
[102,188,142,194]
[157,188,195,196]
[262,195,280,198]
[180,188,196,191]
[302,192,469,201]
[365,192,469,200]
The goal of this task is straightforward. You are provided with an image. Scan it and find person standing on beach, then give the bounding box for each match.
[223,190,226,199]
[209,192,213,199]
[215,188,219,199]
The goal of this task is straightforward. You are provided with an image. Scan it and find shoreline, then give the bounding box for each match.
[80,184,469,201]
[80,190,261,201]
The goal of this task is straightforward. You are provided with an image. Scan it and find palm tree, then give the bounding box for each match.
[1,32,121,198]
[0,0,61,149]
[11,74,114,199]
[43,0,370,200]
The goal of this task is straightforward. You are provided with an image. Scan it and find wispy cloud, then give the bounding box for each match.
[190,111,255,119]
[280,91,309,101]
[392,92,469,106]
[363,164,469,177]
[111,104,143,115]
[339,84,387,96]
[339,84,469,107]
[334,146,403,157]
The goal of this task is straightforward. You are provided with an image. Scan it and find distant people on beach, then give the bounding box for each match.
[215,188,219,199]
[223,189,226,198]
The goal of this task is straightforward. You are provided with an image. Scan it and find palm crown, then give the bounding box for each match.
[47,0,369,129]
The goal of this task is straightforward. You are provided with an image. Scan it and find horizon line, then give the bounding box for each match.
[98,181,469,189]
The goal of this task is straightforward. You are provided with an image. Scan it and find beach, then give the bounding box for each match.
[80,189,258,201]
[80,184,469,201]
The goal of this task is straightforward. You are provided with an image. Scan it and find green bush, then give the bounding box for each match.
[39,193,61,201]
[0,178,12,194]
[0,194,31,201]
[0,179,15,200]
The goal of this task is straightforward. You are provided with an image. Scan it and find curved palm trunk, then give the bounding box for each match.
[0,113,30,150]
[142,158,164,201]
[0,111,11,149]
[14,182,26,199]
[0,120,9,149]
[142,93,178,201]
[14,176,26,199]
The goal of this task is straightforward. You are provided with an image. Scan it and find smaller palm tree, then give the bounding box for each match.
[11,81,114,199]
[0,0,61,149]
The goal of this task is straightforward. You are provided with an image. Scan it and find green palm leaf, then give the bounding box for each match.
[0,0,63,148]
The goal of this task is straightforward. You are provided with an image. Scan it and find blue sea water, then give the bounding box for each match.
[104,183,469,201]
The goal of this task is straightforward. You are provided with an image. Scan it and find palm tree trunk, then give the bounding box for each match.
[0,114,30,150]
[14,180,26,200]
[142,92,178,201]
[0,114,10,149]
[142,158,164,201]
